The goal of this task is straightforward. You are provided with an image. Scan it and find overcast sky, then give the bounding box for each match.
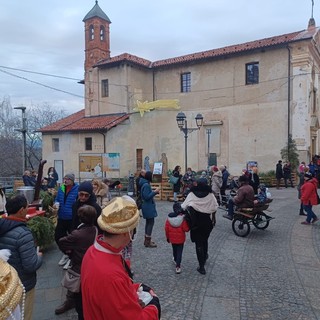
[0,0,317,115]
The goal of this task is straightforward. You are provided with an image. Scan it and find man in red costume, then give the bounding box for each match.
[81,196,161,319]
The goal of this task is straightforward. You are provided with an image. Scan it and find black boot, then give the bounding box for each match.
[196,245,206,275]
[55,291,75,315]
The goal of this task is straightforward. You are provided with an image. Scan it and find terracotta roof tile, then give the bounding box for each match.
[94,28,318,69]
[39,110,129,133]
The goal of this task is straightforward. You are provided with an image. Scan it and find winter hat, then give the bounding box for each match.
[64,173,75,182]
[0,250,24,320]
[304,172,313,181]
[173,202,182,214]
[212,166,219,172]
[78,181,93,194]
[98,196,140,234]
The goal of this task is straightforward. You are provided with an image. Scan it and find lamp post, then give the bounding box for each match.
[14,106,27,173]
[206,128,211,169]
[176,112,203,172]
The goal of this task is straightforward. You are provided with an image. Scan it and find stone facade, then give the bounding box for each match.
[41,3,320,179]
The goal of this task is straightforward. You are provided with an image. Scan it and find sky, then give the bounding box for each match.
[0,0,318,115]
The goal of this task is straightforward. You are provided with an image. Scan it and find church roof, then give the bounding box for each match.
[83,1,111,23]
[95,28,318,69]
[39,110,128,133]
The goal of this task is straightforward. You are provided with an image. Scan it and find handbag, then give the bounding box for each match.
[169,175,179,185]
[61,268,81,293]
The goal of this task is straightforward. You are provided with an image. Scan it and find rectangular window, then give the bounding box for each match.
[85,137,92,151]
[246,62,259,85]
[101,79,109,97]
[181,72,191,92]
[52,138,59,152]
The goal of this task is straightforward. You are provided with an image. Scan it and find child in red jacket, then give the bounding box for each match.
[165,203,190,274]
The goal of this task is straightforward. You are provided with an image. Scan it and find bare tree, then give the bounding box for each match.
[0,97,67,176]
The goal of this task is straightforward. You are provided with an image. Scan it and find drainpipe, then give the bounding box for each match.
[287,45,291,156]
[98,131,106,177]
[152,69,155,101]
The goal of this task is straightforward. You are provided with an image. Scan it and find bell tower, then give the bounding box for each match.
[83,1,111,71]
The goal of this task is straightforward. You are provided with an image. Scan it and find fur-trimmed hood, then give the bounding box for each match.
[94,182,108,197]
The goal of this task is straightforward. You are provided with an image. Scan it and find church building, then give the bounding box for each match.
[40,1,320,180]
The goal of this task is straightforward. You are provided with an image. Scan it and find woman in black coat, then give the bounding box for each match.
[181,178,218,275]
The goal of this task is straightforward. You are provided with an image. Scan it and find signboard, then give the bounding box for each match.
[153,162,163,175]
[79,153,120,180]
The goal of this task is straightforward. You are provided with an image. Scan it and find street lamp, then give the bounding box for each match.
[176,112,203,172]
[14,106,27,173]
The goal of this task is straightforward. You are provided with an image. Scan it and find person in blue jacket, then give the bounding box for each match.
[54,174,79,265]
[140,171,160,248]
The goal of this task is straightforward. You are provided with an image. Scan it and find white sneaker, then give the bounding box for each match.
[175,267,181,274]
[58,254,69,266]
[63,259,72,270]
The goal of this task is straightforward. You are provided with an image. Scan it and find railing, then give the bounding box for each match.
[0,177,23,194]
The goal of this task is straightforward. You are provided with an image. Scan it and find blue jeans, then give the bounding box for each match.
[303,204,317,223]
[227,199,235,217]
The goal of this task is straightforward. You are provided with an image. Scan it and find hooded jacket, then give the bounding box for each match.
[165,212,189,244]
[94,182,111,209]
[0,218,42,292]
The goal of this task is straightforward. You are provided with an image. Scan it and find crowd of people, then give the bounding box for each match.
[1,159,320,319]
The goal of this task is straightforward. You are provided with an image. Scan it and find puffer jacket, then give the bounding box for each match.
[55,183,79,220]
[211,171,222,194]
[165,212,189,244]
[0,218,42,292]
[301,178,318,205]
[140,178,158,219]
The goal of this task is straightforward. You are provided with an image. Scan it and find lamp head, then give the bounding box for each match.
[195,113,203,129]
[176,112,186,129]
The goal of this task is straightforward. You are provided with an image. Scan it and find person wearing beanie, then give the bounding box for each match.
[55,180,102,316]
[53,173,79,314]
[139,171,160,248]
[165,203,190,274]
[300,172,319,225]
[81,196,161,320]
[181,179,218,275]
[211,166,222,205]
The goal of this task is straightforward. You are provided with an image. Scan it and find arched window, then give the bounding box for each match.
[89,25,94,40]
[100,26,105,41]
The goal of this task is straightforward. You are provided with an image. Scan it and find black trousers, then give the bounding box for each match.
[54,219,73,247]
[172,243,184,267]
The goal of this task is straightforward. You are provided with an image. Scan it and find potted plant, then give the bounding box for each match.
[27,216,55,250]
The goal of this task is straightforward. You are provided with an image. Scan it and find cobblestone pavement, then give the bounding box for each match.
[33,188,320,319]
